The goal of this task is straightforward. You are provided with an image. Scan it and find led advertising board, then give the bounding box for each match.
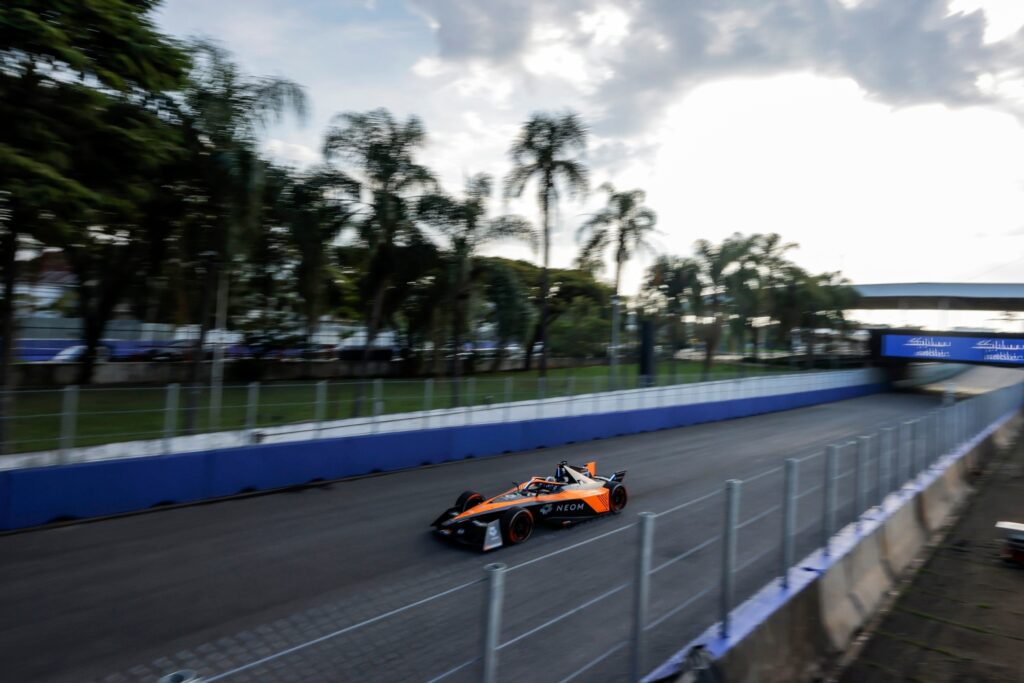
[880,334,1024,365]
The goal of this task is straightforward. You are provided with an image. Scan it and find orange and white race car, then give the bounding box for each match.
[431,461,628,551]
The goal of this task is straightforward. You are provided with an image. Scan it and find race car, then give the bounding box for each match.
[431,460,628,551]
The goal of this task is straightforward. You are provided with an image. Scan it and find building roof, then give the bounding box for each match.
[853,283,1024,311]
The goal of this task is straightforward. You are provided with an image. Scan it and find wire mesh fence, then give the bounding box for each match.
[0,364,817,458]
[135,379,1024,683]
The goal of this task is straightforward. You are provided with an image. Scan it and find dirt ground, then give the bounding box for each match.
[838,424,1024,682]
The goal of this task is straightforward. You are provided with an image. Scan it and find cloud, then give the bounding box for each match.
[409,0,1024,134]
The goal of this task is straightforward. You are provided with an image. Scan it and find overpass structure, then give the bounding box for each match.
[854,282,1024,311]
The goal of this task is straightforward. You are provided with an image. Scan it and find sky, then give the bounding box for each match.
[156,0,1024,330]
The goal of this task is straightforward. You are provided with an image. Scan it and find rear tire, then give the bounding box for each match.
[456,490,484,512]
[606,483,628,514]
[500,508,534,544]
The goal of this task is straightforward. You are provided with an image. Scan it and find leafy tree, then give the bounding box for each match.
[689,235,752,376]
[0,0,188,450]
[748,233,799,354]
[286,168,359,349]
[644,254,701,375]
[504,112,589,375]
[481,262,533,371]
[548,296,609,360]
[418,173,532,402]
[495,258,611,367]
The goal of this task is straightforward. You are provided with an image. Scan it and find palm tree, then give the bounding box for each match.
[323,108,435,412]
[286,167,359,357]
[645,255,701,377]
[419,174,533,403]
[577,183,657,385]
[692,234,752,378]
[504,111,589,375]
[181,41,307,432]
[749,233,798,354]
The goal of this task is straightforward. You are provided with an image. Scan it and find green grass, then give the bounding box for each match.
[4,360,797,454]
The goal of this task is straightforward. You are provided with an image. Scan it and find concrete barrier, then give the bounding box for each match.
[880,500,927,576]
[645,405,1021,683]
[0,380,886,531]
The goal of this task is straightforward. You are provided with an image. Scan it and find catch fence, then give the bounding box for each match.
[139,379,1024,683]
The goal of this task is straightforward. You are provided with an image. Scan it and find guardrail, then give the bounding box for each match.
[134,380,1024,683]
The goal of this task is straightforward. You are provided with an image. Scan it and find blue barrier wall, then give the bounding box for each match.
[0,382,885,531]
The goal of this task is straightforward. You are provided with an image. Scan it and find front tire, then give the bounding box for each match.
[606,483,628,514]
[501,508,534,545]
[456,490,484,512]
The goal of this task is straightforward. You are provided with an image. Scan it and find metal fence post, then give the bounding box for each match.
[424,378,434,429]
[209,376,223,432]
[59,385,79,462]
[373,397,382,433]
[466,377,476,411]
[503,377,512,422]
[537,377,546,419]
[163,383,179,453]
[912,419,924,476]
[720,479,741,638]
[880,426,894,500]
[244,381,260,433]
[781,459,798,588]
[566,375,575,416]
[856,436,869,528]
[631,512,655,683]
[901,420,913,484]
[823,445,838,555]
[373,378,383,415]
[315,380,327,438]
[482,562,507,683]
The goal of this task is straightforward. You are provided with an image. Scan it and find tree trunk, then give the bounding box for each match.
[184,264,215,434]
[354,277,389,417]
[0,229,17,454]
[451,286,463,408]
[537,179,552,377]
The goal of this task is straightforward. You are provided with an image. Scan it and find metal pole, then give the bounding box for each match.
[912,419,924,477]
[537,377,545,420]
[373,378,383,416]
[781,459,798,588]
[245,381,259,432]
[59,385,79,463]
[466,376,476,410]
[856,436,869,528]
[209,268,229,432]
[482,562,507,683]
[163,383,179,454]
[314,380,327,438]
[566,375,575,417]
[880,426,894,501]
[611,294,620,390]
[631,512,655,683]
[503,377,512,422]
[824,445,838,554]
[424,378,433,429]
[901,420,913,484]
[373,397,382,433]
[720,479,741,638]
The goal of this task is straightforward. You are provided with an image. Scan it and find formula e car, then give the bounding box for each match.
[431,461,628,551]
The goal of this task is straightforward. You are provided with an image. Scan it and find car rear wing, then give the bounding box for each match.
[607,470,627,482]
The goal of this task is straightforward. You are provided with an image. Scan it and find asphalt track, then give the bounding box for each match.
[2,377,995,683]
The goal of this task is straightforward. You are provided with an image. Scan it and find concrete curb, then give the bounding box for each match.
[644,404,1021,683]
